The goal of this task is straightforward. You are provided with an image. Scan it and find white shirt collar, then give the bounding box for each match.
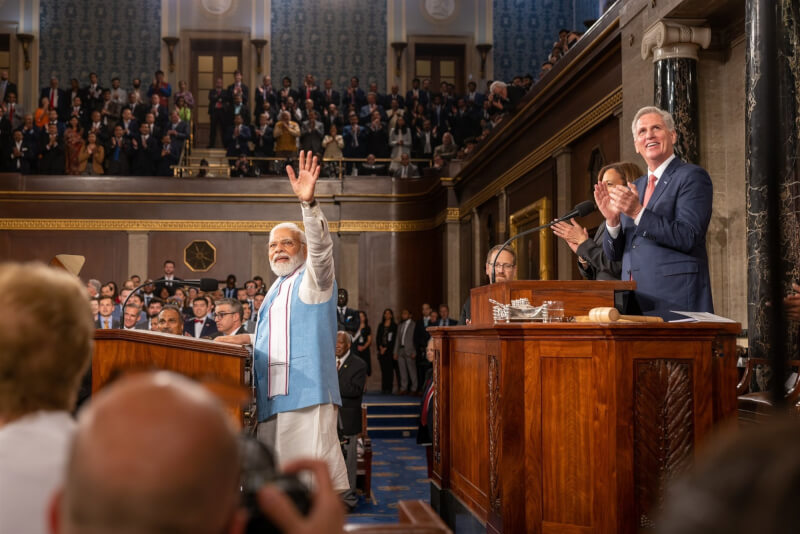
[337,350,351,366]
[649,153,676,182]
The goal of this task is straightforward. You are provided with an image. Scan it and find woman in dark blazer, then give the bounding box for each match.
[376,308,397,394]
[552,162,642,280]
[351,310,373,377]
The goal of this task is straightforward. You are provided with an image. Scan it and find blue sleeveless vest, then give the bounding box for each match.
[253,268,341,421]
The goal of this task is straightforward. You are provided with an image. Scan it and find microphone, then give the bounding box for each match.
[490,200,596,283]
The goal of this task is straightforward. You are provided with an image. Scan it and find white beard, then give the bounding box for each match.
[270,253,305,277]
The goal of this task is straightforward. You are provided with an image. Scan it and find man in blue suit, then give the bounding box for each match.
[597,106,713,318]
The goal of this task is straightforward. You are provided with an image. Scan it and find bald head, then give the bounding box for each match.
[56,372,243,534]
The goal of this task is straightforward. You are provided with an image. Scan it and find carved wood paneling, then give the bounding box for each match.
[433,347,441,466]
[488,353,501,515]
[634,359,694,530]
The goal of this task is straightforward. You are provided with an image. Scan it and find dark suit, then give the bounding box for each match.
[129,134,159,176]
[576,224,622,280]
[184,316,219,338]
[207,88,229,147]
[405,89,429,109]
[318,88,340,110]
[154,277,183,297]
[383,93,404,110]
[0,80,17,103]
[4,139,36,173]
[254,85,278,118]
[95,316,121,329]
[227,83,250,104]
[341,87,366,109]
[603,157,713,318]
[38,137,65,174]
[337,351,366,508]
[41,86,67,119]
[337,306,359,334]
[210,325,248,339]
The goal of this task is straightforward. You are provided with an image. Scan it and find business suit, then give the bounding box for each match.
[337,352,366,508]
[337,306,359,334]
[129,133,159,176]
[603,157,713,318]
[576,224,622,280]
[4,139,36,173]
[210,325,249,339]
[393,163,419,179]
[95,316,121,329]
[395,318,417,392]
[184,316,218,338]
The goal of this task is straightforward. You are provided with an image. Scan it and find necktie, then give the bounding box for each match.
[337,359,343,371]
[195,318,203,323]
[104,319,110,329]
[642,174,658,208]
[50,89,55,108]
[421,383,435,425]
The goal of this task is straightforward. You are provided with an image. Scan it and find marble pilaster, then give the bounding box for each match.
[641,21,711,164]
[127,231,148,280]
[553,147,573,281]
[745,0,800,363]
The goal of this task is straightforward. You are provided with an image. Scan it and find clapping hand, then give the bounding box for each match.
[551,218,589,253]
[608,181,642,219]
[785,282,800,321]
[287,150,320,203]
[594,182,621,226]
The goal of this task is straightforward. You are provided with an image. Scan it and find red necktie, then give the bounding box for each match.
[421,383,435,425]
[195,318,203,323]
[642,174,657,208]
[50,89,55,108]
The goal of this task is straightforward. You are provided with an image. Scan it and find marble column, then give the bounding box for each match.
[472,208,482,287]
[127,231,149,280]
[641,22,711,164]
[745,0,799,369]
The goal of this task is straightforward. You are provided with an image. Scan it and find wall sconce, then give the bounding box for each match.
[162,37,179,72]
[476,44,492,79]
[16,34,33,71]
[251,39,268,73]
[390,42,407,77]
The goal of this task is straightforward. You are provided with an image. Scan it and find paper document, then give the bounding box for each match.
[669,311,736,323]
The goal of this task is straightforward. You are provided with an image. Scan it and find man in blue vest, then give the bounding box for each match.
[217,150,348,493]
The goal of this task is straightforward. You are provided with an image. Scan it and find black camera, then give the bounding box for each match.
[239,436,312,534]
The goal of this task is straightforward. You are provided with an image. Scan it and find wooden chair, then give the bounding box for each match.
[356,404,373,498]
[737,357,800,424]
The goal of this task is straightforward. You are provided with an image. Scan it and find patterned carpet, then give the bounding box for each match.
[347,437,431,524]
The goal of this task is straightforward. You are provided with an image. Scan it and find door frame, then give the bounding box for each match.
[405,35,478,93]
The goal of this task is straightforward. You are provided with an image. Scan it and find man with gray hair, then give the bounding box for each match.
[489,80,523,115]
[595,105,713,318]
[335,330,367,510]
[217,151,348,493]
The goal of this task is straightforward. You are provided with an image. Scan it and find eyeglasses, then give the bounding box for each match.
[214,311,236,320]
[487,262,516,270]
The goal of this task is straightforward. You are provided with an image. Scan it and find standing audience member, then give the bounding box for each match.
[0,262,93,534]
[389,115,411,171]
[95,295,119,329]
[322,124,344,177]
[351,311,372,377]
[335,331,367,511]
[78,131,104,175]
[207,77,228,148]
[147,70,172,108]
[394,308,417,394]
[376,308,397,394]
[417,338,436,477]
[273,110,300,160]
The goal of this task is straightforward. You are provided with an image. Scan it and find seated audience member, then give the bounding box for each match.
[552,162,642,280]
[231,154,256,177]
[428,154,447,174]
[434,132,458,160]
[184,296,218,338]
[360,153,387,176]
[393,152,420,179]
[50,371,346,534]
[130,122,159,176]
[121,304,143,330]
[106,125,131,175]
[273,110,300,160]
[156,133,180,177]
[77,131,105,175]
[5,129,36,173]
[0,263,93,534]
[157,305,184,335]
[210,298,249,338]
[39,123,65,174]
[95,295,120,329]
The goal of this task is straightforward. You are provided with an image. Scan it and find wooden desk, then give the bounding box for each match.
[429,321,739,534]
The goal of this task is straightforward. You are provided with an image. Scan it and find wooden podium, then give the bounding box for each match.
[429,283,739,534]
[92,329,250,423]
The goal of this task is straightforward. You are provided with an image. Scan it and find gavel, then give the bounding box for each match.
[575,307,663,323]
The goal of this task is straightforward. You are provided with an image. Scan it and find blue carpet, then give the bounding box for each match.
[347,437,431,523]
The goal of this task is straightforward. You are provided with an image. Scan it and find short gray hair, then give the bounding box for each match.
[485,244,516,265]
[336,330,352,346]
[489,81,507,94]
[631,106,675,139]
[269,222,307,246]
[215,298,243,321]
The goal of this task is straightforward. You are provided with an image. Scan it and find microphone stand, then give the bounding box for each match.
[490,221,554,284]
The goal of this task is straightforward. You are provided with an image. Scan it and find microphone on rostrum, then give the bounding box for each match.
[121,278,219,310]
[490,200,597,283]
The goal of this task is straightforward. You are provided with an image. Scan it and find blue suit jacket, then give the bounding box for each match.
[603,157,714,318]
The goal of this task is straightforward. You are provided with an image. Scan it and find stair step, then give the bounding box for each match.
[367,414,418,419]
[369,428,417,439]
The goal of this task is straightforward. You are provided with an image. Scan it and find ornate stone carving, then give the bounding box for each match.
[488,354,501,515]
[641,21,711,61]
[634,359,694,530]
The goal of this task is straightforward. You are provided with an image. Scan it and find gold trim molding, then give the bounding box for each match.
[509,197,552,280]
[0,216,450,234]
[459,87,623,217]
